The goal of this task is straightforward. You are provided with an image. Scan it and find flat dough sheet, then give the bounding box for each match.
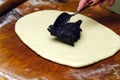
[15,10,120,67]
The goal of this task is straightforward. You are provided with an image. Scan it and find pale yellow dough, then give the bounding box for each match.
[15,10,120,67]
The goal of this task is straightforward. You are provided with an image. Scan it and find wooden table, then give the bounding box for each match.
[0,0,120,80]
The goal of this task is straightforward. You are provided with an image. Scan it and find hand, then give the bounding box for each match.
[77,0,115,11]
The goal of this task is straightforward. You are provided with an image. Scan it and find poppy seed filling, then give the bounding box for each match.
[47,12,82,46]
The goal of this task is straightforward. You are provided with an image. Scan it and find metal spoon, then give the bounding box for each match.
[72,0,104,16]
[71,0,93,16]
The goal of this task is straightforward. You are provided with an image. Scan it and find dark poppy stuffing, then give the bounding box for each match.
[47,12,82,46]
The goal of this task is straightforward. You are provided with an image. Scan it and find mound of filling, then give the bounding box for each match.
[47,12,82,46]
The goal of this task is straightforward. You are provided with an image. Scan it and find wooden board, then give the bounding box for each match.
[0,0,120,80]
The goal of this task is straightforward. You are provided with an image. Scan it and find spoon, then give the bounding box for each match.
[71,0,93,16]
[72,0,104,16]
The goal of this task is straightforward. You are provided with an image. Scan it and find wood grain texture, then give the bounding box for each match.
[0,0,120,80]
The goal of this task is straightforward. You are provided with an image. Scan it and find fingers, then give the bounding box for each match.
[103,0,115,8]
[108,0,115,7]
[77,0,88,11]
[94,0,115,8]
[77,0,100,11]
[77,0,115,11]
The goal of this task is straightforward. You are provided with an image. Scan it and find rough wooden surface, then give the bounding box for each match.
[0,0,120,80]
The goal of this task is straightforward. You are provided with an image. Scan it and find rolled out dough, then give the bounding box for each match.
[15,10,120,67]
